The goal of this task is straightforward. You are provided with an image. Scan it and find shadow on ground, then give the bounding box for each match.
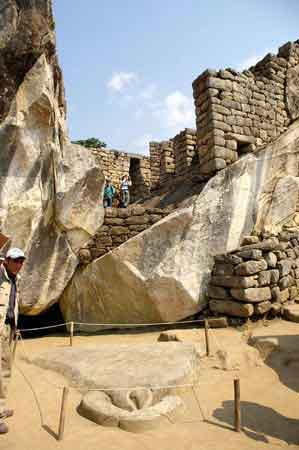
[213,400,299,445]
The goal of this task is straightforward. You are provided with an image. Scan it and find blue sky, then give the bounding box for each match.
[52,0,299,154]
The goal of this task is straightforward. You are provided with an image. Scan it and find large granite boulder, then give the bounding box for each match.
[61,120,299,326]
[0,1,104,314]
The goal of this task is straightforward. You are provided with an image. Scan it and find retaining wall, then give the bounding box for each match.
[80,206,172,262]
[208,230,299,319]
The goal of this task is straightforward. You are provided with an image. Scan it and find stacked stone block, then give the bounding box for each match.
[92,148,130,188]
[160,140,175,184]
[208,231,299,318]
[173,128,197,178]
[80,206,172,262]
[192,41,299,177]
[149,142,162,190]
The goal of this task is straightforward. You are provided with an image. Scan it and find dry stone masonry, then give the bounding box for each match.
[160,140,175,185]
[80,206,172,261]
[71,41,299,204]
[173,129,197,179]
[89,38,299,196]
[91,148,151,201]
[193,41,299,177]
[148,129,197,189]
[90,127,198,196]
[91,39,299,193]
[149,142,162,189]
[208,230,299,319]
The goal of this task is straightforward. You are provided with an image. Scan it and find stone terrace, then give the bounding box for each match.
[79,206,172,262]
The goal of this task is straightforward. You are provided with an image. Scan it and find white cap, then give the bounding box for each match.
[6,248,26,260]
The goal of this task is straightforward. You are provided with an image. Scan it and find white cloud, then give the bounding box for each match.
[107,72,138,92]
[237,48,276,71]
[139,84,157,100]
[152,90,195,132]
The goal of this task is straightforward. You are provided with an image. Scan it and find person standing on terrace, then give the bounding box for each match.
[103,178,116,208]
[120,175,132,208]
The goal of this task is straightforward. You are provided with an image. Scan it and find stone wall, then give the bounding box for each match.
[88,41,299,193]
[149,142,162,189]
[160,140,175,185]
[192,41,299,177]
[173,128,197,178]
[80,206,172,262]
[149,128,197,187]
[208,230,299,319]
[91,148,151,201]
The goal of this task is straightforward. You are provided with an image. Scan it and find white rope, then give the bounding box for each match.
[75,384,195,392]
[19,322,72,332]
[73,318,205,327]
[19,318,206,333]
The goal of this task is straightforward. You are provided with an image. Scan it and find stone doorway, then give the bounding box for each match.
[129,157,146,202]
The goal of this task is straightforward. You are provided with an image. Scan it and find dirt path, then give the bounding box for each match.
[1,320,299,450]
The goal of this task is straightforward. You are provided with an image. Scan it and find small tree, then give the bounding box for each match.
[72,137,107,149]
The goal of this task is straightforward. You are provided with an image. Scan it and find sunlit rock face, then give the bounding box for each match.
[60,120,299,327]
[0,0,104,314]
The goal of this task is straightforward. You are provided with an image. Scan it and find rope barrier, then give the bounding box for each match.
[73,319,206,328]
[19,322,72,332]
[15,322,264,443]
[15,317,227,396]
[12,318,248,442]
[19,318,206,333]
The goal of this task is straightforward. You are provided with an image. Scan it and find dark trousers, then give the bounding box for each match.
[104,197,113,208]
